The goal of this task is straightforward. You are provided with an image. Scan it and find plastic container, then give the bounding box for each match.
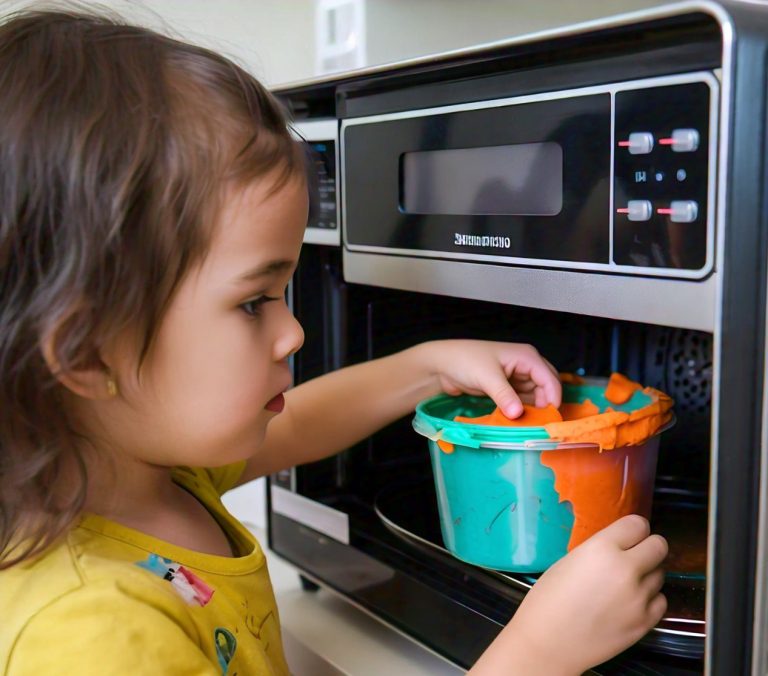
[412,377,672,573]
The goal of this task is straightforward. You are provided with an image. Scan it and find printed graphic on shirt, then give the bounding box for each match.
[135,553,214,606]
[215,627,238,675]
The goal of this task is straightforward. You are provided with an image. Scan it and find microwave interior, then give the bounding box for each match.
[272,244,711,674]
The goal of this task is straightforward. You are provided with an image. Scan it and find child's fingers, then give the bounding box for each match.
[483,369,525,418]
[640,567,666,599]
[510,375,537,392]
[592,514,651,550]
[510,362,560,410]
[534,387,550,408]
[627,533,669,572]
[542,357,560,380]
[647,592,668,625]
[513,355,561,409]
[514,357,559,383]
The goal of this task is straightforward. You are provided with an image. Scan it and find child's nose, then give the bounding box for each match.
[273,310,304,362]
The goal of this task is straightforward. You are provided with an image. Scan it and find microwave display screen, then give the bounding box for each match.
[401,142,563,216]
[307,140,337,229]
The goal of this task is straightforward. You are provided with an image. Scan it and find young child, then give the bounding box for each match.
[0,10,668,675]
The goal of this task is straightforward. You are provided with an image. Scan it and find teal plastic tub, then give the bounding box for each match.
[412,379,670,573]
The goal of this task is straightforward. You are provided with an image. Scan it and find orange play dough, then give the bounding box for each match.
[559,399,600,421]
[546,380,672,549]
[543,388,673,450]
[539,442,658,549]
[455,403,562,426]
[559,372,586,385]
[604,372,641,405]
[448,373,674,551]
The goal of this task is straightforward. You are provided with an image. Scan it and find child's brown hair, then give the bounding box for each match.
[0,8,304,568]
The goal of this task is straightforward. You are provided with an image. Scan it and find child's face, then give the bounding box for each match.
[101,172,307,469]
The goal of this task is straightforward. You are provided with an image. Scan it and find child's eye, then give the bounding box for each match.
[240,296,279,318]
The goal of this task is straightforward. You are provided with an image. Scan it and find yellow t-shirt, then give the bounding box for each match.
[0,463,290,675]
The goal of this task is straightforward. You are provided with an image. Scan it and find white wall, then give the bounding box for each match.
[2,0,315,86]
[364,0,672,70]
[6,1,678,85]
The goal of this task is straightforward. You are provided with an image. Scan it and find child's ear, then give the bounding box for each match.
[40,327,117,401]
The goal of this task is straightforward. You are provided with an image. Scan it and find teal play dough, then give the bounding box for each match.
[413,384,663,573]
[429,440,574,572]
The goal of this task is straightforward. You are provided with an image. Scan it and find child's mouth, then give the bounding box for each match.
[265,393,285,413]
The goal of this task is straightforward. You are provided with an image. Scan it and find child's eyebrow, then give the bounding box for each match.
[235,259,296,283]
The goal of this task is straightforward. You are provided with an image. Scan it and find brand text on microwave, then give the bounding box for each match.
[454,234,512,248]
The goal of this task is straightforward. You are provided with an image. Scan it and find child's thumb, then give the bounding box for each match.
[484,374,524,419]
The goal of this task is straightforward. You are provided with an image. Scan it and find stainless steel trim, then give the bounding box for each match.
[753,133,768,674]
[271,485,350,544]
[341,71,719,280]
[753,284,768,674]
[292,118,337,140]
[343,251,717,331]
[303,228,340,246]
[285,282,298,495]
[706,9,733,676]
[273,1,729,92]
[292,118,341,247]
[341,243,711,279]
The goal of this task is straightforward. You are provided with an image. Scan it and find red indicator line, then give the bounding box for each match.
[657,208,674,214]
[616,208,630,213]
[658,138,675,145]
[618,140,631,147]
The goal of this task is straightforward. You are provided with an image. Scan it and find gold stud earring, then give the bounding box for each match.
[106,376,118,398]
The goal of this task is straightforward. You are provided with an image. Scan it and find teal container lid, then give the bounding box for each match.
[413,377,654,450]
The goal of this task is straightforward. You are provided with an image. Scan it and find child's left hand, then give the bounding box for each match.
[421,340,561,419]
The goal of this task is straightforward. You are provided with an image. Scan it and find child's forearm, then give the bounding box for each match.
[242,338,559,481]
[248,342,442,476]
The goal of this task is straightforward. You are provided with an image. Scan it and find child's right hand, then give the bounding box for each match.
[470,515,668,676]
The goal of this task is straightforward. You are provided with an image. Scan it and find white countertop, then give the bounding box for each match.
[257,528,465,676]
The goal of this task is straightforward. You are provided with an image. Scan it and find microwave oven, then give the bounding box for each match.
[270,2,768,673]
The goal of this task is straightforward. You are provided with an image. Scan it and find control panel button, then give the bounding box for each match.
[658,200,699,223]
[620,132,654,155]
[613,82,710,271]
[624,200,653,221]
[660,128,700,153]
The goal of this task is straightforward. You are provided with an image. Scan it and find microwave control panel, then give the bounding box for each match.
[613,81,712,272]
[341,72,718,279]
